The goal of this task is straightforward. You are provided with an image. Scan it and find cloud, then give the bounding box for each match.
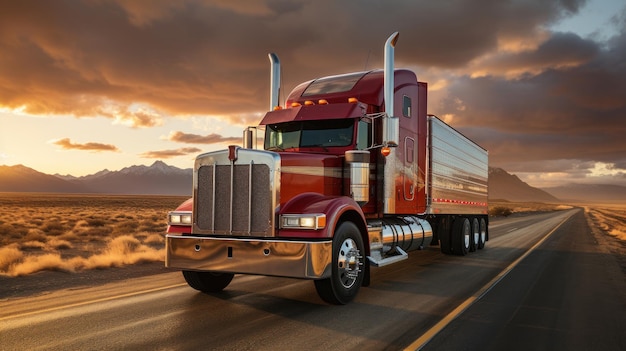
[2,0,626,185]
[469,32,599,78]
[167,131,240,144]
[0,0,590,118]
[139,147,202,159]
[440,26,626,176]
[52,138,119,152]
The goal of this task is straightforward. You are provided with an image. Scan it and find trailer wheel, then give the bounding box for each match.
[478,217,487,249]
[451,217,470,256]
[470,217,480,252]
[182,270,234,293]
[314,221,365,305]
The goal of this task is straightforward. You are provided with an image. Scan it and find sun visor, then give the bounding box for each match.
[259,103,363,125]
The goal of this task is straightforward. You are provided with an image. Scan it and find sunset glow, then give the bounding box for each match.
[1,0,625,187]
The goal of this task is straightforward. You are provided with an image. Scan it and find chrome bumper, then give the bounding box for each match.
[165,235,333,279]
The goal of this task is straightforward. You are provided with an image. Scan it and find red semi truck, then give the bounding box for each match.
[165,32,489,304]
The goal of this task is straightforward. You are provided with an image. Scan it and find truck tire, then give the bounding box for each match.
[314,221,365,305]
[451,217,470,256]
[182,270,234,293]
[478,217,487,249]
[470,217,480,252]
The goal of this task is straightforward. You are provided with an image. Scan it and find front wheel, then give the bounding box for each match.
[182,270,234,293]
[314,222,365,305]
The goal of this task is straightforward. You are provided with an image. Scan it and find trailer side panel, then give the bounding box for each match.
[427,116,488,215]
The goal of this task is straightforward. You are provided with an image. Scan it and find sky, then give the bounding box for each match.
[1,0,625,188]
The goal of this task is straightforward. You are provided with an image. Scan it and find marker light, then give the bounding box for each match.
[348,97,358,104]
[291,102,302,107]
[318,99,329,105]
[273,106,283,110]
[381,146,391,157]
[304,100,315,106]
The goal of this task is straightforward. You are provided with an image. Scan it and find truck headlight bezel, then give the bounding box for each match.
[280,214,326,230]
[168,211,192,226]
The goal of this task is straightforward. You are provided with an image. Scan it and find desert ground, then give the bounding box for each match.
[0,192,187,277]
[1,194,624,280]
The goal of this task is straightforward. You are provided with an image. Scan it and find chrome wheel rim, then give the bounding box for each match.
[337,238,361,289]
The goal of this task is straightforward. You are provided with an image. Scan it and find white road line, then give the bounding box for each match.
[404,211,576,351]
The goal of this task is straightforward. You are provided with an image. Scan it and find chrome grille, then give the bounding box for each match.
[193,148,278,237]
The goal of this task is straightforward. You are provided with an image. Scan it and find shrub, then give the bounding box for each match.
[490,206,513,217]
[41,220,66,236]
[0,245,23,272]
[47,238,74,250]
[87,218,107,227]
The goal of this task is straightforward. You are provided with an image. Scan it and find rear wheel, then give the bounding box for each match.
[478,217,487,249]
[451,217,470,256]
[182,270,234,293]
[314,222,365,305]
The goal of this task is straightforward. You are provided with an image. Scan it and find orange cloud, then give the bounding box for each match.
[52,138,119,152]
[168,131,240,145]
[139,147,202,159]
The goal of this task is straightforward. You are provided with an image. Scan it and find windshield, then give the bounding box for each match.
[264,119,354,150]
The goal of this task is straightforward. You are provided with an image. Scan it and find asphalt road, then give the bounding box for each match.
[1,209,624,350]
[420,208,626,351]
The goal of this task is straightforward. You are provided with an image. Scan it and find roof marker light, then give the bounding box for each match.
[273,106,282,110]
[291,102,302,108]
[318,99,329,105]
[348,97,358,104]
[304,100,315,106]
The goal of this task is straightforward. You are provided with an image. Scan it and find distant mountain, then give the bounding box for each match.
[488,167,559,202]
[0,161,192,195]
[0,164,90,193]
[79,161,192,195]
[542,183,626,203]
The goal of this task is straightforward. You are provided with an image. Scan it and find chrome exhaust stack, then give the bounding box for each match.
[383,32,400,147]
[268,53,281,111]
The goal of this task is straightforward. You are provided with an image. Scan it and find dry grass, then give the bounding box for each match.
[584,205,626,241]
[489,200,573,215]
[2,193,621,277]
[0,193,187,277]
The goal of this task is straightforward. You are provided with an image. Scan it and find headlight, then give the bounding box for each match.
[168,211,192,226]
[280,214,326,230]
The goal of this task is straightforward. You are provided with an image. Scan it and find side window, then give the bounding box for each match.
[357,120,372,150]
[402,95,412,117]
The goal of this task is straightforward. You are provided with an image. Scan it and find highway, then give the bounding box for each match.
[1,209,624,350]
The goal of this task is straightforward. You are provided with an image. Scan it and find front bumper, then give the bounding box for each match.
[165,235,332,279]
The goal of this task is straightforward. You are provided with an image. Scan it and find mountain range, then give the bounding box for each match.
[0,162,624,203]
[488,167,558,202]
[0,161,192,196]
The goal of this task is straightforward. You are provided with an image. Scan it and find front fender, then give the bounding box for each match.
[278,192,366,239]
